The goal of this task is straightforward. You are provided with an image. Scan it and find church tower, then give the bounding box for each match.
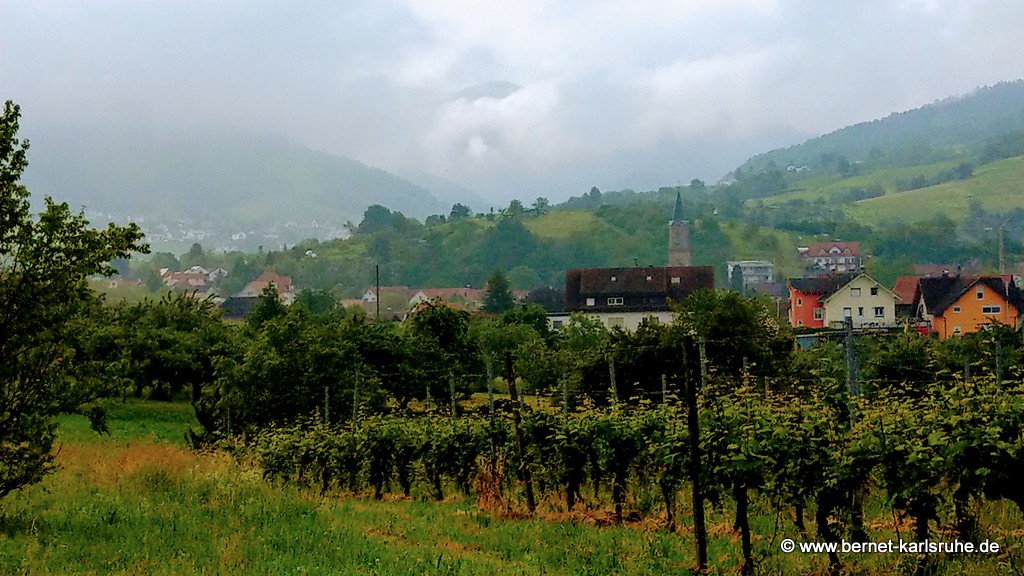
[668,191,691,266]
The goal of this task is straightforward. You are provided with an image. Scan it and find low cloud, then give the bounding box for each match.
[3,0,1023,202]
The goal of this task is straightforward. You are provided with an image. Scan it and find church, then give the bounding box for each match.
[550,192,715,330]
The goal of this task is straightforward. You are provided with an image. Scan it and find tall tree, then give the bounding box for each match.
[482,270,515,314]
[449,203,472,220]
[0,100,147,500]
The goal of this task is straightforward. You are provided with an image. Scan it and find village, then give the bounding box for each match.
[140,191,1024,347]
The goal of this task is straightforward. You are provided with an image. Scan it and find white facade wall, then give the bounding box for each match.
[548,311,674,332]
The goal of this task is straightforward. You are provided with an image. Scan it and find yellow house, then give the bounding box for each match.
[820,273,900,328]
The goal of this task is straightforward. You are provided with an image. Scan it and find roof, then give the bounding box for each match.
[565,266,714,310]
[788,273,859,298]
[918,275,1024,316]
[363,286,411,296]
[672,191,685,223]
[237,270,293,298]
[821,273,899,304]
[801,241,861,258]
[911,264,959,277]
[412,287,485,301]
[892,276,920,304]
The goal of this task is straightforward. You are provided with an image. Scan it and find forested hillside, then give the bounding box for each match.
[737,80,1024,175]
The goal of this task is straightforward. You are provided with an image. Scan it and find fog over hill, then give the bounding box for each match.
[19,122,447,252]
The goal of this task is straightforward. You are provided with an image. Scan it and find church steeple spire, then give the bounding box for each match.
[672,190,685,223]
[668,191,691,266]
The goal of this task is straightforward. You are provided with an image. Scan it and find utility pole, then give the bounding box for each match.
[844,318,859,422]
[999,225,1005,274]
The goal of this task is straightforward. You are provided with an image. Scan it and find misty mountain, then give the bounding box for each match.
[736,80,1024,175]
[19,124,445,230]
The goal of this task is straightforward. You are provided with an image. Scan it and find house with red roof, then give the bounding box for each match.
[237,270,295,303]
[797,241,862,274]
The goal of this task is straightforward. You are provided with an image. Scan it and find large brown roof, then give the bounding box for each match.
[788,273,859,298]
[565,266,714,311]
[919,275,1024,316]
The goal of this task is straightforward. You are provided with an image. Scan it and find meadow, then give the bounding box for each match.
[2,400,1023,575]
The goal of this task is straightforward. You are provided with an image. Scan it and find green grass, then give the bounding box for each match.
[525,211,605,240]
[56,399,199,447]
[745,156,1024,231]
[3,401,1023,575]
[847,156,1024,225]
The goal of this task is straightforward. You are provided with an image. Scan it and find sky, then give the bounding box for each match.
[3,0,1024,204]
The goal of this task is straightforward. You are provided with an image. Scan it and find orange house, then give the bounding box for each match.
[915,275,1023,338]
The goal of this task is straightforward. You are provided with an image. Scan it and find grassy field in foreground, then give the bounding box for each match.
[2,400,1023,575]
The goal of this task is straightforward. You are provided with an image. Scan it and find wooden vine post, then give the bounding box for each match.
[505,351,536,513]
[688,337,708,572]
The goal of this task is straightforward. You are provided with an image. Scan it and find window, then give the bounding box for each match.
[608,317,625,328]
[607,297,624,306]
[646,275,652,281]
[813,308,824,320]
[797,320,804,326]
[610,275,617,282]
[552,320,563,329]
[953,326,962,335]
[850,288,861,297]
[858,307,864,317]
[953,306,961,313]
[843,307,852,318]
[977,288,984,299]
[586,298,595,307]
[982,305,1001,314]
[670,276,680,284]
[797,297,802,306]
[874,307,884,317]
[870,287,879,296]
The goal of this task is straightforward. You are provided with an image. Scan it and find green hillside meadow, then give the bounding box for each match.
[847,156,1024,225]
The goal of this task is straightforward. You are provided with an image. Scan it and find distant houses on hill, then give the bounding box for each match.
[797,241,863,274]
